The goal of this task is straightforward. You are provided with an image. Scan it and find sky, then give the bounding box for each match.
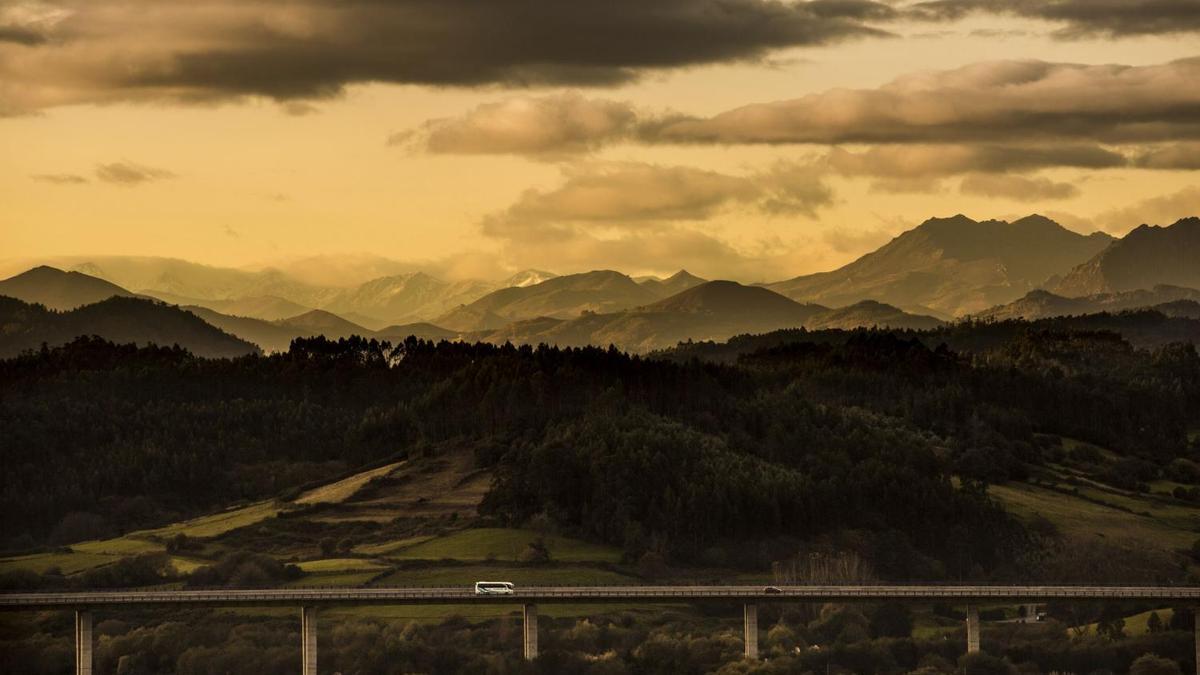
[1,0,1198,283]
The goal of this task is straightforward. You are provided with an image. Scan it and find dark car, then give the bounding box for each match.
[763,586,783,594]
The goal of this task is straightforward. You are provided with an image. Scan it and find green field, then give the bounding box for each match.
[354,535,438,556]
[988,480,1199,551]
[1073,607,1176,637]
[72,536,164,556]
[0,550,118,575]
[384,528,622,564]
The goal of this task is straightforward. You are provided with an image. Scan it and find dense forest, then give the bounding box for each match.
[2,314,1197,578]
[2,317,1200,673]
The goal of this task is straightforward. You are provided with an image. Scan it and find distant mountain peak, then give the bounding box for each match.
[768,213,1112,317]
[1053,216,1200,296]
[502,269,557,288]
[0,265,136,311]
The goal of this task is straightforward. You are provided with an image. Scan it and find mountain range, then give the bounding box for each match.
[2,214,1196,354]
[976,286,1200,322]
[471,282,944,352]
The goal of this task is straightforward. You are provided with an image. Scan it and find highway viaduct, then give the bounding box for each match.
[3,585,1199,674]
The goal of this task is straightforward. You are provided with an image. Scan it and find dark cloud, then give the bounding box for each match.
[31,173,88,185]
[95,162,175,185]
[1133,142,1200,170]
[906,0,1200,38]
[0,0,896,111]
[0,25,46,45]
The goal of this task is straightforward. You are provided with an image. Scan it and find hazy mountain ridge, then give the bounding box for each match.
[1052,217,1200,297]
[436,270,660,331]
[471,281,941,352]
[141,290,314,321]
[767,214,1113,318]
[0,295,259,358]
[976,285,1200,321]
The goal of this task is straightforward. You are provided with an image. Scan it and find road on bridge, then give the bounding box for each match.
[3,584,1198,610]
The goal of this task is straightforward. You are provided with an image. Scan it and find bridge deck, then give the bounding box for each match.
[2,585,1198,610]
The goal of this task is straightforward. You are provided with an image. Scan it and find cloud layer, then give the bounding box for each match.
[907,0,1200,38]
[483,161,832,239]
[399,59,1200,180]
[0,0,896,113]
[658,58,1200,145]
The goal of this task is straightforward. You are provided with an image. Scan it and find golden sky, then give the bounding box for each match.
[2,1,1198,282]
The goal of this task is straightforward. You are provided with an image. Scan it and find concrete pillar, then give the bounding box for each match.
[966,604,980,654]
[75,610,93,675]
[301,606,317,675]
[523,604,538,661]
[744,603,759,660]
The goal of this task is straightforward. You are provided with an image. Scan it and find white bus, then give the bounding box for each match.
[474,581,515,595]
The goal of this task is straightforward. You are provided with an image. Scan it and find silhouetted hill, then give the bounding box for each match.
[0,295,258,358]
[373,322,458,342]
[275,310,368,339]
[806,300,945,330]
[768,214,1112,317]
[977,285,1200,321]
[0,266,137,310]
[1053,217,1200,296]
[437,270,658,331]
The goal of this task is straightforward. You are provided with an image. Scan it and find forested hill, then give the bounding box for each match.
[3,323,1198,583]
[0,295,259,358]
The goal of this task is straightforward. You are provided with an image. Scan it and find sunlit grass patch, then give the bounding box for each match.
[988,481,1197,550]
[296,558,390,573]
[354,535,438,556]
[293,461,405,505]
[73,536,163,556]
[0,551,117,575]
[140,501,283,539]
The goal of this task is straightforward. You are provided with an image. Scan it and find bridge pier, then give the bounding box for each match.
[966,604,980,654]
[75,609,93,675]
[301,606,317,675]
[523,604,538,661]
[744,603,759,659]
